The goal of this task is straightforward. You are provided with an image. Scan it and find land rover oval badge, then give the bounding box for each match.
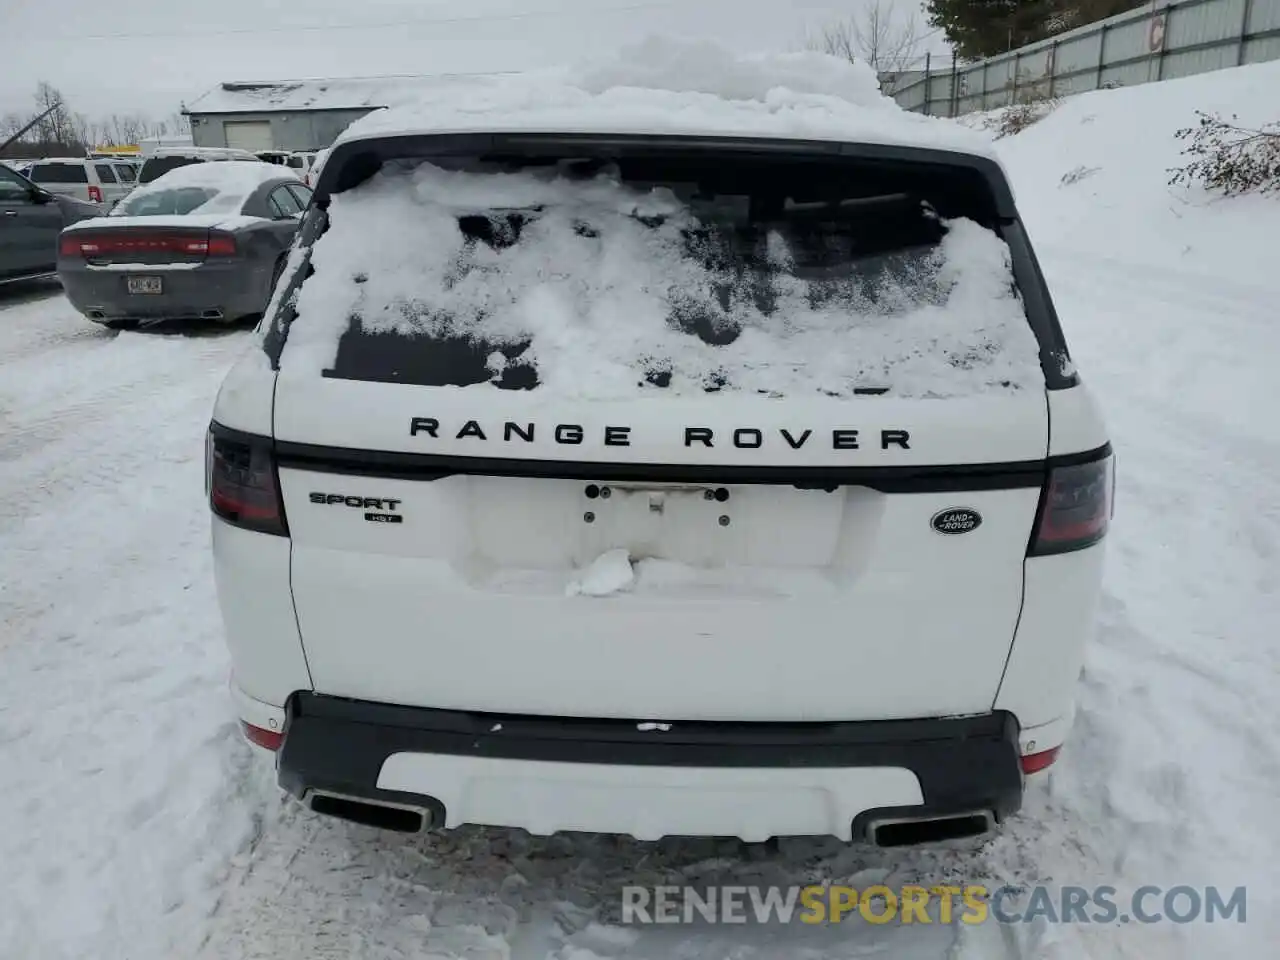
[931,507,982,535]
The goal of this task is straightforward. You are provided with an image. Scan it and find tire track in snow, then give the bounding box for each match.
[1023,256,1280,959]
[1038,246,1278,324]
[0,327,253,533]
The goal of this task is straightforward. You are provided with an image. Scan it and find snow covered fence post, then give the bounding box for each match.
[924,51,932,114]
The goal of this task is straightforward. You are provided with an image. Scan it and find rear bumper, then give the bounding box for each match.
[276,693,1025,841]
[58,259,267,321]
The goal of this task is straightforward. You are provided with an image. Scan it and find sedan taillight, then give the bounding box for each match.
[207,232,237,256]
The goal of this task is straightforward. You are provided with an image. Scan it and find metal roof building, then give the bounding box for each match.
[183,74,496,152]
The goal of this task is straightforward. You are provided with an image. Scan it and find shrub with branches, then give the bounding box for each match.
[987,98,1059,138]
[1169,111,1280,196]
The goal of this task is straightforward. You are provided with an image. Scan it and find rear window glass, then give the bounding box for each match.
[138,155,202,184]
[114,186,221,216]
[30,163,89,184]
[280,150,1041,398]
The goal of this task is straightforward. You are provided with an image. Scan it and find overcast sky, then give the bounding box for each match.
[1,0,943,122]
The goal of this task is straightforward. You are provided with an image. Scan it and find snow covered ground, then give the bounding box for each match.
[2,58,1279,960]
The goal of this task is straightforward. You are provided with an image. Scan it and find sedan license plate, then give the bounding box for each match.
[127,276,163,295]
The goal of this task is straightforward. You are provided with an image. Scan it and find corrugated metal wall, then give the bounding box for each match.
[188,109,376,151]
[890,0,1280,116]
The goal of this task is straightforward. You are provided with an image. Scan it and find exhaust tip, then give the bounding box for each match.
[307,790,431,833]
[201,309,224,320]
[867,811,995,848]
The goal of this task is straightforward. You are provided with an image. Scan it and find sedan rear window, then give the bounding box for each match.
[30,163,89,184]
[279,146,1042,399]
[114,186,220,216]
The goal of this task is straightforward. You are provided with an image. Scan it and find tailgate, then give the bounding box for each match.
[269,134,1053,722]
[274,382,1047,721]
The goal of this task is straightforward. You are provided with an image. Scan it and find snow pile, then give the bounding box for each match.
[988,59,1280,960]
[565,548,635,597]
[334,36,993,157]
[570,36,888,106]
[284,161,1041,398]
[996,62,1277,297]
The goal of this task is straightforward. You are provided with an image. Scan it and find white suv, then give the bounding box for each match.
[208,116,1112,846]
[24,157,137,208]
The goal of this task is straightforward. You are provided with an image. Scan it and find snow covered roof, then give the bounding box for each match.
[184,73,504,115]
[331,38,996,160]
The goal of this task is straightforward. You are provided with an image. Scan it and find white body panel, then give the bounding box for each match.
[283,470,1041,720]
[211,344,277,436]
[211,519,310,707]
[995,543,1106,738]
[1047,383,1109,456]
[377,753,923,842]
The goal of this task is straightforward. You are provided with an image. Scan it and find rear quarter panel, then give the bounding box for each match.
[210,348,307,714]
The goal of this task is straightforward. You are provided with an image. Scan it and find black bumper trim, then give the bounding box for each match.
[278,694,1025,827]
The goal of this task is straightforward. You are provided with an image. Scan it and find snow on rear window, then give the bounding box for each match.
[283,161,1042,398]
[120,160,281,214]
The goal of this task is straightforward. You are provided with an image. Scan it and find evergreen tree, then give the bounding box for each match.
[925,0,1148,60]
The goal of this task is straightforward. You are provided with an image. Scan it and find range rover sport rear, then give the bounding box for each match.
[208,129,1111,844]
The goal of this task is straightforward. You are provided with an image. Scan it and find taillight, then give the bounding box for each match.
[208,426,288,536]
[207,232,237,256]
[241,721,283,751]
[56,230,234,258]
[88,185,103,204]
[1029,448,1114,556]
[1021,746,1060,774]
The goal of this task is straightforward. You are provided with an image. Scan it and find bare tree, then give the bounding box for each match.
[2,83,193,156]
[119,114,148,143]
[164,112,191,138]
[33,81,77,146]
[810,1,927,75]
[1,113,26,142]
[70,111,94,148]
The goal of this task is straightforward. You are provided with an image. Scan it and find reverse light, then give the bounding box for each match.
[1029,449,1114,556]
[88,184,103,204]
[208,427,289,536]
